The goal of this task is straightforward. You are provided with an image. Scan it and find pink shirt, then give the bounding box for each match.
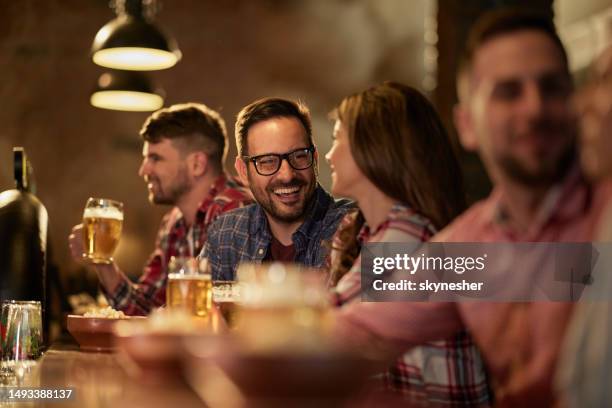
[336,167,612,407]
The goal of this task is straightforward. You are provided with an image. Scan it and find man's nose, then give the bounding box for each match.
[324,149,333,164]
[521,82,545,117]
[138,160,149,178]
[275,158,295,181]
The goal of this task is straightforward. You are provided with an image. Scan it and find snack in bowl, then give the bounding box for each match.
[67,308,142,352]
[83,306,125,319]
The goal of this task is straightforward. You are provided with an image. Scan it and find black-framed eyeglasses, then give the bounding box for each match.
[243,146,315,176]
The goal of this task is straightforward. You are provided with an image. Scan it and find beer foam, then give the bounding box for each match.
[83,206,124,220]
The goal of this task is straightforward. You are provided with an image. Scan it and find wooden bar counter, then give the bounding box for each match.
[1,337,206,408]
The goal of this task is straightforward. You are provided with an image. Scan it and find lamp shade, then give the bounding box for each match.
[90,70,164,112]
[92,15,181,71]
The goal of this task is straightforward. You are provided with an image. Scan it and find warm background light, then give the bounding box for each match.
[92,47,180,71]
[90,0,181,71]
[90,90,163,112]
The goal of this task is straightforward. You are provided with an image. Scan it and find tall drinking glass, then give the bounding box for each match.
[212,281,241,328]
[235,263,329,352]
[166,257,213,318]
[82,197,123,264]
[1,301,42,379]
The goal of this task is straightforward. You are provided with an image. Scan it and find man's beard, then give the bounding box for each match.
[495,115,578,188]
[498,143,577,188]
[148,168,192,206]
[249,175,317,224]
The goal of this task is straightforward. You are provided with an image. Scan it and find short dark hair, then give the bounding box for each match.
[457,8,569,99]
[234,97,313,156]
[140,103,228,172]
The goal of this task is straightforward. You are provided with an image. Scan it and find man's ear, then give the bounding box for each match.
[235,156,249,187]
[453,103,478,152]
[189,151,208,178]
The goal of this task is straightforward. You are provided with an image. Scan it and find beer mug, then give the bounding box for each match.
[235,263,330,352]
[166,257,213,318]
[212,281,241,328]
[1,301,43,364]
[82,197,123,264]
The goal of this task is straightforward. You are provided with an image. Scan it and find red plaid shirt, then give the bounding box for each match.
[330,204,491,406]
[104,174,251,316]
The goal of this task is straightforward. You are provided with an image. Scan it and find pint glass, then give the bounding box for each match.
[166,257,213,318]
[82,197,123,264]
[235,263,329,352]
[212,281,241,328]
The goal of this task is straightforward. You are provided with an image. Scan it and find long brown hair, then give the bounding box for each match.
[329,82,466,286]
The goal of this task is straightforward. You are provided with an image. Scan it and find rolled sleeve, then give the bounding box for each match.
[101,252,167,316]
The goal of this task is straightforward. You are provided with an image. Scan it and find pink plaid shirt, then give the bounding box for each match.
[104,174,251,316]
[331,204,491,406]
[336,167,612,407]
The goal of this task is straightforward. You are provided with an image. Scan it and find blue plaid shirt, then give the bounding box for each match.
[200,185,353,280]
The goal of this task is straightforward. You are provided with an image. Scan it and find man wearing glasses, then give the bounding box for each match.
[200,97,352,280]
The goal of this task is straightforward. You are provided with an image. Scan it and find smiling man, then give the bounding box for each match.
[201,98,352,280]
[68,103,251,315]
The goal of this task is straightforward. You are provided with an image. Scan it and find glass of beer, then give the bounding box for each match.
[235,263,330,352]
[82,197,123,264]
[166,257,213,318]
[212,281,241,328]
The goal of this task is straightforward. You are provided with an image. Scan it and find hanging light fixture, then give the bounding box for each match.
[90,70,164,112]
[91,0,181,71]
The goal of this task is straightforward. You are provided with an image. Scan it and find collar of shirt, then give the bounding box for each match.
[195,174,231,222]
[170,174,231,255]
[490,163,590,240]
[249,184,334,242]
[357,202,412,243]
[172,174,230,228]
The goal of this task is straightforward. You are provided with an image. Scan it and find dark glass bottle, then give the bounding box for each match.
[0,147,48,344]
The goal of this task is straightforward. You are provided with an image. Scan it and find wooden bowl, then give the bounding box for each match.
[66,315,144,352]
[112,316,218,384]
[183,337,377,405]
[114,331,187,383]
[217,352,375,401]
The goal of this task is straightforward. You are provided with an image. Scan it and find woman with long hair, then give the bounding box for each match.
[326,82,490,405]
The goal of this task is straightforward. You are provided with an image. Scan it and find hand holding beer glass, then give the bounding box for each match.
[82,197,123,264]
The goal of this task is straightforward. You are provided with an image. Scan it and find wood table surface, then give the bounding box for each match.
[1,339,206,408]
[0,307,395,408]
